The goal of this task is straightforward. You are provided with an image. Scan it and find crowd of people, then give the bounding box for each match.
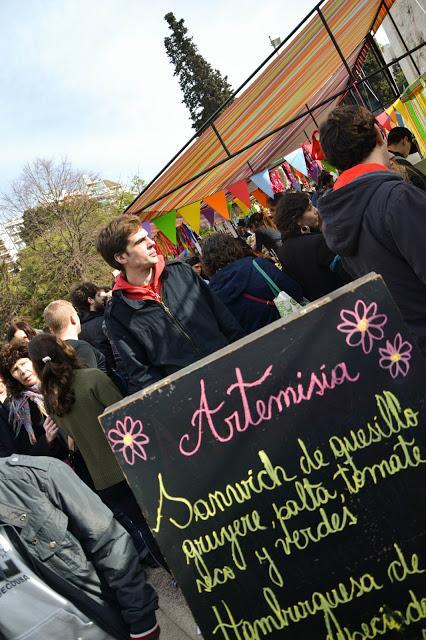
[0,104,425,638]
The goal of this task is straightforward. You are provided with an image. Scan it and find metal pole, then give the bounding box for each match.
[317,7,366,106]
[305,103,319,127]
[210,122,231,157]
[382,0,421,76]
[368,0,385,34]
[135,42,425,212]
[367,34,400,100]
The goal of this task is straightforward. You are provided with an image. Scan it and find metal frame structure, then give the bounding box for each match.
[128,0,425,214]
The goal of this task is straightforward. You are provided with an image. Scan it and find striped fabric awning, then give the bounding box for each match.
[128,0,394,219]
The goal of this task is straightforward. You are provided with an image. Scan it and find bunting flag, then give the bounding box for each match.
[228,180,251,207]
[142,222,152,238]
[234,198,251,216]
[204,191,229,219]
[202,207,215,226]
[283,148,309,177]
[251,170,274,199]
[177,201,201,234]
[151,210,177,245]
[252,188,269,209]
[227,201,233,218]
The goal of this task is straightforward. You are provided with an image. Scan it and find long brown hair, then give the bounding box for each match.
[28,334,84,416]
[6,319,37,342]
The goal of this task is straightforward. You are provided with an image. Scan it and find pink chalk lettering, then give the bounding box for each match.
[179,362,360,457]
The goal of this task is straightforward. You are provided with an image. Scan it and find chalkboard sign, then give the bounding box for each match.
[100,274,426,640]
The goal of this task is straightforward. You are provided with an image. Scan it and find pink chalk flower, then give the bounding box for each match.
[107,416,150,465]
[337,299,388,354]
[379,333,412,378]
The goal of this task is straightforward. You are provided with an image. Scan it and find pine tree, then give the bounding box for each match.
[164,12,234,131]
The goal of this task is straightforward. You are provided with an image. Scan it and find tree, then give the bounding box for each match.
[0,158,117,333]
[164,12,233,131]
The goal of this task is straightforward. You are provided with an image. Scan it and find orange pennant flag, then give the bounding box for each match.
[252,188,269,209]
[177,201,201,234]
[234,198,251,216]
[228,180,251,208]
[204,191,229,219]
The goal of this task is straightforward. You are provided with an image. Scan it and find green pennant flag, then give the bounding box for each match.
[152,210,177,245]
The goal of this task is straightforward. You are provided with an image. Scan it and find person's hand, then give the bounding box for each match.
[43,416,59,444]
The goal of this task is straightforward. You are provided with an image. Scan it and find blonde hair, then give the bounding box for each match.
[43,300,75,334]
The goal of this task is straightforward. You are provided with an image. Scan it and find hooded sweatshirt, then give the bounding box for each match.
[319,168,426,354]
[209,256,303,335]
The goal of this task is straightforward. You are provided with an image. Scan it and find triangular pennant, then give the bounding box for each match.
[234,197,251,216]
[228,180,251,207]
[251,170,274,199]
[283,148,309,177]
[204,191,229,219]
[142,222,152,238]
[177,201,201,234]
[151,210,177,245]
[252,188,269,209]
[203,207,215,226]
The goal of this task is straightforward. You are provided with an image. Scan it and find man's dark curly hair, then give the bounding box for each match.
[0,340,32,398]
[71,281,98,313]
[274,192,311,239]
[200,233,249,278]
[319,106,377,171]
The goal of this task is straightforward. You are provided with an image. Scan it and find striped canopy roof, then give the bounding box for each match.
[128,0,393,218]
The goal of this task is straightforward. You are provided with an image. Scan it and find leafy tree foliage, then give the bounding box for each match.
[164,12,233,131]
[0,158,123,337]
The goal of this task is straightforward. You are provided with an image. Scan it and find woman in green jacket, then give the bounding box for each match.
[28,333,163,568]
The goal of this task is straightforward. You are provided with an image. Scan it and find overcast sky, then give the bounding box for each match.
[0,0,326,198]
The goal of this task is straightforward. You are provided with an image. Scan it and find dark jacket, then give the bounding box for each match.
[0,401,14,457]
[319,170,426,354]
[66,338,107,372]
[209,256,303,335]
[0,455,158,639]
[255,225,282,254]
[79,311,116,370]
[277,231,350,301]
[105,261,243,394]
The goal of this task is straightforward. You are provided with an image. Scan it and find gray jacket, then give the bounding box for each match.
[0,455,158,639]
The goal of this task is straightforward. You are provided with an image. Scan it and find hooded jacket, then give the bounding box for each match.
[0,455,159,640]
[319,169,426,354]
[105,261,243,394]
[209,256,303,335]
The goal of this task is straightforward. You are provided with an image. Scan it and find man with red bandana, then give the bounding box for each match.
[318,106,426,356]
[96,215,243,394]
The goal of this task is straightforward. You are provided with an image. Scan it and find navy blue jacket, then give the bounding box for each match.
[105,261,243,394]
[319,170,426,354]
[209,256,303,336]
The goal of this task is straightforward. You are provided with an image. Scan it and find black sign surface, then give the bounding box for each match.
[101,274,426,640]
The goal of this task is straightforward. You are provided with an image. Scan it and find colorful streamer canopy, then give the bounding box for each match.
[128,0,394,219]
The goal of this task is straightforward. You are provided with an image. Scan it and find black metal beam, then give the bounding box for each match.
[317,7,365,107]
[305,103,319,128]
[367,33,400,100]
[210,122,231,157]
[382,0,421,76]
[135,42,424,212]
[368,0,385,35]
